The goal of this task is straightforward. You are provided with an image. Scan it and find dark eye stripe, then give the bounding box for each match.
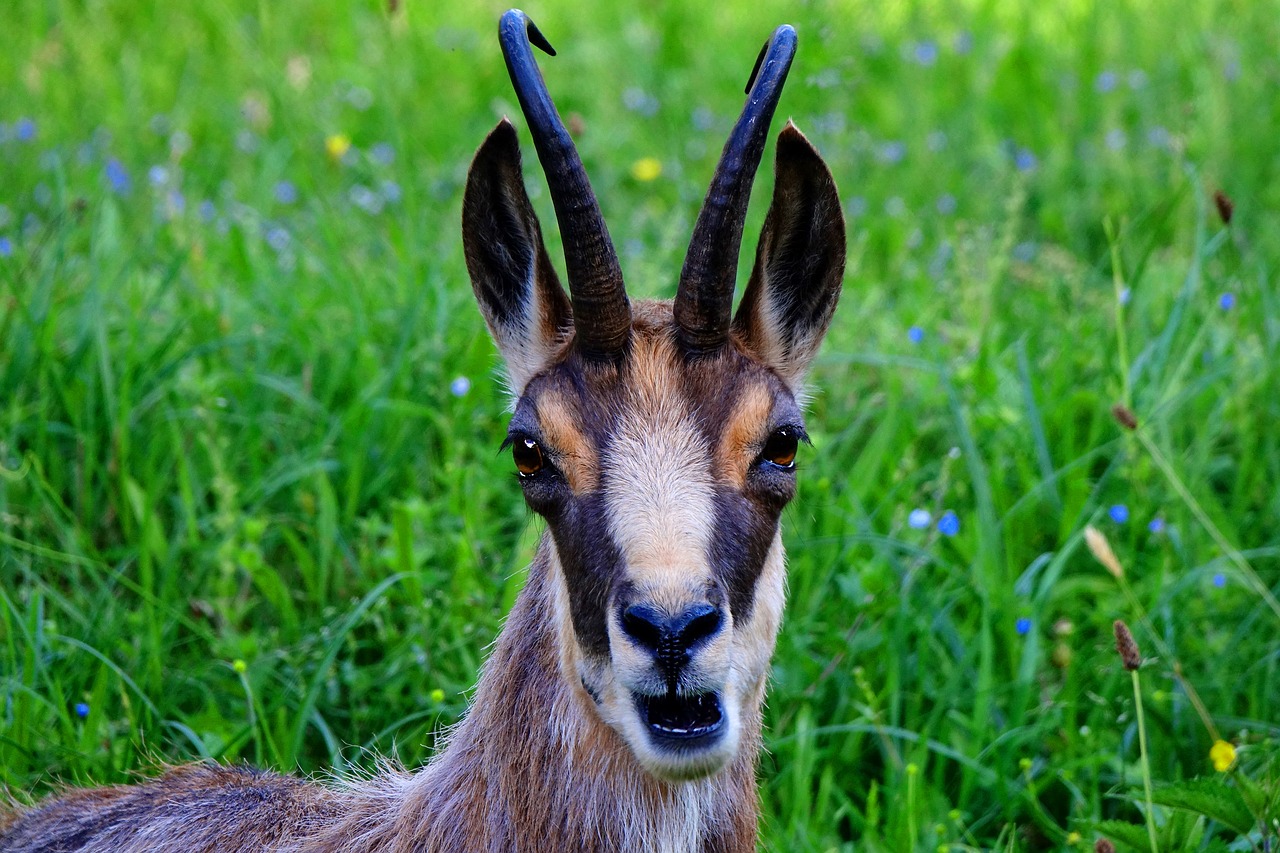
[709,487,781,625]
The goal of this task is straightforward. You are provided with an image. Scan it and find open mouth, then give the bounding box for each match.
[635,690,725,744]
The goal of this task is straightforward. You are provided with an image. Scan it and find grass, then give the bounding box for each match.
[2,0,1278,849]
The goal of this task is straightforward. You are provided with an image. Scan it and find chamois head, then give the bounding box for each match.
[462,10,845,782]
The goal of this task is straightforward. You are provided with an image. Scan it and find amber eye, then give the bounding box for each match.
[512,437,545,477]
[760,427,799,469]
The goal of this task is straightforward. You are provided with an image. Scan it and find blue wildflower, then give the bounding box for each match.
[265,225,291,252]
[370,142,395,166]
[936,193,957,215]
[1148,517,1165,534]
[274,180,298,205]
[1108,504,1129,523]
[450,376,471,397]
[1095,70,1118,93]
[1146,126,1172,149]
[908,508,931,529]
[1015,617,1032,636]
[105,158,131,194]
[1014,148,1038,172]
[1219,292,1236,310]
[0,236,12,257]
[15,118,36,142]
[380,180,402,204]
[622,87,660,117]
[1212,572,1226,588]
[912,41,939,66]
[148,165,169,186]
[907,326,924,344]
[877,141,906,165]
[1105,129,1127,151]
[74,702,90,719]
[198,200,216,222]
[349,184,383,214]
[937,510,960,536]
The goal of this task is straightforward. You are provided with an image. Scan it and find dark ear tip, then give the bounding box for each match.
[777,122,817,157]
[472,119,522,168]
[487,118,520,148]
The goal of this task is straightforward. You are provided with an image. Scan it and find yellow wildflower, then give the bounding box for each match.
[1209,739,1236,772]
[326,133,352,161]
[232,658,247,674]
[1066,831,1081,845]
[429,688,445,704]
[630,157,662,182]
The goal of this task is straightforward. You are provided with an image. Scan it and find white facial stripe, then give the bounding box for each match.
[603,409,717,602]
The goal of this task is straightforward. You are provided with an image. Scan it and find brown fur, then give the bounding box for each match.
[533,388,600,493]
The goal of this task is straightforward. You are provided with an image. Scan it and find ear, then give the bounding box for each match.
[731,123,846,389]
[463,119,573,391]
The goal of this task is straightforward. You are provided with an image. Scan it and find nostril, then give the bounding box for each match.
[621,603,723,657]
[621,604,666,650]
[677,605,723,647]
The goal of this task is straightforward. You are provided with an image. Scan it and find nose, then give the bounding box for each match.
[621,603,723,680]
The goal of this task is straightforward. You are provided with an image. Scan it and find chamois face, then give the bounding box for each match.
[463,118,844,780]
[507,304,802,778]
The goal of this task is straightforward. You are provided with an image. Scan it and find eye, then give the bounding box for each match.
[512,437,545,477]
[760,427,799,469]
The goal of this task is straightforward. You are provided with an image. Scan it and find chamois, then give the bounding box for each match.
[1,9,845,852]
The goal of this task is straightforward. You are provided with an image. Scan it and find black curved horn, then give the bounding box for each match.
[499,9,630,360]
[674,25,797,356]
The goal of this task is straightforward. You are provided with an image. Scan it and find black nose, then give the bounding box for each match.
[621,603,723,680]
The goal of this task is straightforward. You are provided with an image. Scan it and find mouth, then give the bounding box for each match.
[634,690,725,746]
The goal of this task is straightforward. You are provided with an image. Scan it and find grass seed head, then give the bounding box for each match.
[1213,189,1233,225]
[1113,620,1142,671]
[1085,525,1125,579]
[1111,403,1138,431]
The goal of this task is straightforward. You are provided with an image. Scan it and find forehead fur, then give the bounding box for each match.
[521,300,800,464]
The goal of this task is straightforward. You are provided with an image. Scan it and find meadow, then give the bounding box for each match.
[2,0,1278,849]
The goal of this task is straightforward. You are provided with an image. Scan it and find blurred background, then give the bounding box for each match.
[2,1,1278,849]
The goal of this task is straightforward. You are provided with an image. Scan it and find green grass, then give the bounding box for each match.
[2,0,1278,849]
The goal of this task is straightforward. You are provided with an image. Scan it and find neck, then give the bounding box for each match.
[319,535,761,853]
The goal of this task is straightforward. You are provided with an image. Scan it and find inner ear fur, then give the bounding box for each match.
[462,119,573,391]
[732,123,846,389]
